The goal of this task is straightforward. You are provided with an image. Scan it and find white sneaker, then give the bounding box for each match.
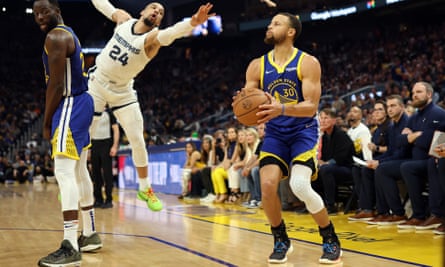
[200,194,216,203]
[247,200,259,209]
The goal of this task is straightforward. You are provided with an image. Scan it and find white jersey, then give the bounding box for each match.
[95,19,152,86]
[347,122,373,160]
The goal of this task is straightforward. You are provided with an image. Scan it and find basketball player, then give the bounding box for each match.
[33,0,102,266]
[88,0,214,211]
[240,13,342,264]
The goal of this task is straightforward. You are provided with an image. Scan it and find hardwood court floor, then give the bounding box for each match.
[0,183,443,267]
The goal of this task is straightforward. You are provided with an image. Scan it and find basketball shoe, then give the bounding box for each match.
[319,223,342,264]
[137,187,163,211]
[269,220,293,263]
[269,240,293,263]
[78,232,103,252]
[38,240,81,267]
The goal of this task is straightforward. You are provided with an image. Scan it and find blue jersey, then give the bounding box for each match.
[259,48,319,178]
[260,48,318,135]
[42,24,88,96]
[41,24,93,159]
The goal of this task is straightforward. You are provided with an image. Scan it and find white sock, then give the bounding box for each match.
[64,220,79,251]
[81,209,96,237]
[138,177,150,191]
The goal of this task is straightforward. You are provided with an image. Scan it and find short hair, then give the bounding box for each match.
[375,100,387,111]
[386,94,404,105]
[278,12,302,41]
[34,0,60,8]
[320,108,337,118]
[418,81,434,95]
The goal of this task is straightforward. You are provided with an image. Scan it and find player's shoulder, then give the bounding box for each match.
[300,50,319,64]
[46,26,73,43]
[248,57,262,68]
[300,51,321,72]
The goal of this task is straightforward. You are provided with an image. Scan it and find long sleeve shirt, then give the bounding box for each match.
[377,113,411,162]
[321,126,354,167]
[402,102,445,160]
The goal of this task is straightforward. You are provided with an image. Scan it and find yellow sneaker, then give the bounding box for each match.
[137,187,163,211]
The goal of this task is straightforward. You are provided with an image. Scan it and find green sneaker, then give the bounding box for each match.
[137,187,163,211]
[38,240,81,267]
[78,232,103,252]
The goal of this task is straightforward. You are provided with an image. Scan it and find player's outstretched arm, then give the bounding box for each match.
[91,0,131,24]
[155,2,215,47]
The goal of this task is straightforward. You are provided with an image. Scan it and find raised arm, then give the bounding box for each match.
[91,0,131,24]
[144,2,214,57]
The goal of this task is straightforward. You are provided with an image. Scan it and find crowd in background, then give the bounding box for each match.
[1,3,445,188]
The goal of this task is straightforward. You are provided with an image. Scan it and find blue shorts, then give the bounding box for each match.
[259,122,318,178]
[51,92,94,160]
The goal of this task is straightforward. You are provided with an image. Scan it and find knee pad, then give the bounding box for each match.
[114,103,148,167]
[289,164,324,214]
[54,156,79,211]
[76,150,94,207]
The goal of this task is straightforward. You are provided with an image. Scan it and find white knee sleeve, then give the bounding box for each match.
[114,103,148,167]
[289,164,324,214]
[76,150,94,207]
[54,156,79,211]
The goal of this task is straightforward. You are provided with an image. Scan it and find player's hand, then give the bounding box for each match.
[256,92,279,124]
[190,3,215,27]
[232,88,243,105]
[112,9,132,24]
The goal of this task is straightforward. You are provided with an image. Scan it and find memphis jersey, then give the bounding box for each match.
[260,48,318,135]
[42,24,93,159]
[42,25,88,96]
[95,19,151,85]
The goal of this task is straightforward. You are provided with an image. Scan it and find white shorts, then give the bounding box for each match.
[88,69,138,113]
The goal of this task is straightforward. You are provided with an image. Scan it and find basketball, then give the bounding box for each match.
[232,88,269,126]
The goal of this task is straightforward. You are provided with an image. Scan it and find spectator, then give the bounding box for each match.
[179,141,201,199]
[226,128,247,204]
[367,95,410,225]
[238,127,260,204]
[346,106,372,213]
[242,123,265,209]
[398,82,445,230]
[349,100,390,221]
[317,108,355,215]
[211,126,238,203]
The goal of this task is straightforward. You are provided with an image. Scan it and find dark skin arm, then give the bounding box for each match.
[42,29,75,140]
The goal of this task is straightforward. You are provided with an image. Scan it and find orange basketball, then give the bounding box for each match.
[232,88,269,126]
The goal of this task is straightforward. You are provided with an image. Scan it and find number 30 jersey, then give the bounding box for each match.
[95,19,152,86]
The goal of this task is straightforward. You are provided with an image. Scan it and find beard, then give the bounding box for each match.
[143,17,155,27]
[45,16,60,33]
[412,98,428,108]
[264,34,285,45]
